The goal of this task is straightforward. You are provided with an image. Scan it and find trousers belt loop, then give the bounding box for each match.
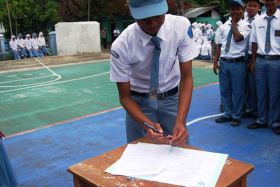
[131,86,178,100]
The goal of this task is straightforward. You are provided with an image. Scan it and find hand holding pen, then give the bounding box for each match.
[143,122,172,144]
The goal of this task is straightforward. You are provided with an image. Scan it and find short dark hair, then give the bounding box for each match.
[245,0,262,5]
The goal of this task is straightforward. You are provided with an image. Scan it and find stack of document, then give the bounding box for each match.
[106,143,228,187]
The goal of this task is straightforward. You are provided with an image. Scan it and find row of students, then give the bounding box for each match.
[193,22,215,60]
[213,0,280,135]
[9,32,48,60]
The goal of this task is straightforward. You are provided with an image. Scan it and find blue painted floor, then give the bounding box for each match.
[4,84,280,187]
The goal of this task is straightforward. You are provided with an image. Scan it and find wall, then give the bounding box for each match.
[55,22,101,55]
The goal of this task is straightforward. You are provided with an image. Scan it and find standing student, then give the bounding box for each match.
[243,0,261,118]
[110,0,198,145]
[101,27,107,49]
[247,0,280,135]
[0,131,17,187]
[213,0,251,126]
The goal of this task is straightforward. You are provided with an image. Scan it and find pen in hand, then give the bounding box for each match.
[143,122,169,137]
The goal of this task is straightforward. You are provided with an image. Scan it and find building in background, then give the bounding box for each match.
[184,6,221,26]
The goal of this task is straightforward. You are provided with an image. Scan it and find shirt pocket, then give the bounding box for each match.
[159,55,178,80]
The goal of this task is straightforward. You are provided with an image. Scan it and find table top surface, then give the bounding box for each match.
[68,138,254,187]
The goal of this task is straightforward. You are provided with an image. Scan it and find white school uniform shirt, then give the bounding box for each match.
[206,28,214,41]
[200,41,212,57]
[193,27,202,41]
[250,9,280,55]
[244,14,260,54]
[9,40,18,51]
[17,38,26,48]
[38,37,46,47]
[217,18,251,58]
[31,38,39,50]
[215,24,224,44]
[110,14,199,93]
[25,39,32,50]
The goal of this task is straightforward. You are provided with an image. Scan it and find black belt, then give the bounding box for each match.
[221,57,245,63]
[131,86,178,100]
[257,54,280,61]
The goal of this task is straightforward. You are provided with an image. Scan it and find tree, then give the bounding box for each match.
[0,0,61,37]
[59,0,128,22]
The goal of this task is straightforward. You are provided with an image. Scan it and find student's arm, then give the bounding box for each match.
[213,44,221,75]
[249,42,258,72]
[117,82,170,143]
[248,21,258,72]
[171,61,193,146]
[231,17,244,42]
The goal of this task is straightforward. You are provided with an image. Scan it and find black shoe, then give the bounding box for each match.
[215,116,232,123]
[231,119,240,126]
[272,127,280,135]
[243,112,254,118]
[247,122,267,129]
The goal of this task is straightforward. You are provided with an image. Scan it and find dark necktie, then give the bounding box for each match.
[149,37,161,96]
[225,27,233,53]
[265,16,274,54]
[245,17,255,58]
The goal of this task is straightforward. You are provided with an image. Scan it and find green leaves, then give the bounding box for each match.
[0,0,61,36]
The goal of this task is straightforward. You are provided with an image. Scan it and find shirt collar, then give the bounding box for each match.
[264,9,280,19]
[136,19,166,47]
[246,13,259,21]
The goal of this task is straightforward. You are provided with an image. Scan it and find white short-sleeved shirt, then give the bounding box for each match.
[38,37,46,47]
[244,14,259,54]
[250,9,280,55]
[31,38,39,50]
[110,14,199,93]
[25,39,32,49]
[17,39,26,48]
[217,18,251,58]
[215,26,223,44]
[9,40,18,51]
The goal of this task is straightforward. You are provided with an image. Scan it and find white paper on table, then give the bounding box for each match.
[106,143,228,187]
[106,143,171,176]
[153,147,228,187]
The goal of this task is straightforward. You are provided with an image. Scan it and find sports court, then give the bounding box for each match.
[1,57,279,187]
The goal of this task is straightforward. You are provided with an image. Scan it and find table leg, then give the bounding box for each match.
[229,175,247,187]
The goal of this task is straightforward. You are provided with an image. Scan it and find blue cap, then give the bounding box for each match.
[229,0,244,7]
[127,0,168,20]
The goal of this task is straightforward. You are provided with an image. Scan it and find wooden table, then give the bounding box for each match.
[68,138,254,187]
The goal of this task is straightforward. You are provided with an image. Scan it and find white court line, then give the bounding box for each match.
[186,113,223,126]
[0,74,55,84]
[0,72,109,94]
[34,58,60,76]
[6,84,220,138]
[0,58,62,88]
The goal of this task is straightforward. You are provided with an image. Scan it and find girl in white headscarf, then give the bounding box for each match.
[38,32,48,56]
